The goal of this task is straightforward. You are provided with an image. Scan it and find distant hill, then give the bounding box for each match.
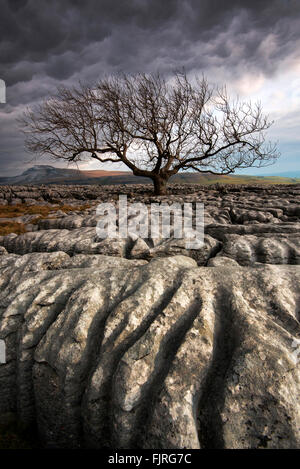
[0,165,299,186]
[0,165,140,185]
[260,171,300,178]
[0,165,89,184]
[172,172,300,185]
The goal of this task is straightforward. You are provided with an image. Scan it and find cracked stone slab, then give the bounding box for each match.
[0,253,299,449]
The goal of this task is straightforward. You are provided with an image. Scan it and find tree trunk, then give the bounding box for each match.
[153,176,168,195]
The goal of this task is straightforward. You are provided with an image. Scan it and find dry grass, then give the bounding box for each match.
[0,203,91,219]
[0,221,26,236]
[0,203,91,236]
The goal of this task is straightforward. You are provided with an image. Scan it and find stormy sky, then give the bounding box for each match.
[0,0,300,176]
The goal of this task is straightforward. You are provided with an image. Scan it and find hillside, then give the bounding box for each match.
[0,165,299,186]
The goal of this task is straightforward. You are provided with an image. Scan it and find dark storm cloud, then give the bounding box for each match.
[1,0,300,175]
[2,0,300,85]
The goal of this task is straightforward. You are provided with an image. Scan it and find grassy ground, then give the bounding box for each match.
[0,203,91,219]
[0,221,27,236]
[171,173,300,185]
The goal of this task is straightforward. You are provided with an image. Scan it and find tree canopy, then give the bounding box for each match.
[20,72,279,194]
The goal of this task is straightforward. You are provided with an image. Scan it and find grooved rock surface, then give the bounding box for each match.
[0,253,300,449]
[218,234,300,265]
[0,183,300,449]
[1,183,299,267]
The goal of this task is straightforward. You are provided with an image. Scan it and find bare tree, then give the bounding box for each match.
[20,73,279,195]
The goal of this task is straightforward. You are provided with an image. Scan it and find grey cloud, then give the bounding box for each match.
[0,0,300,175]
[1,0,300,85]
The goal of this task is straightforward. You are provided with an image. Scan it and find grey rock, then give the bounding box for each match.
[130,238,151,258]
[219,234,300,265]
[0,254,299,449]
[139,235,221,266]
[0,182,300,449]
[207,256,240,267]
[205,223,300,241]
[0,228,128,257]
[0,246,7,256]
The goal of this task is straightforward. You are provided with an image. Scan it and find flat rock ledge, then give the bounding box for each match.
[0,252,299,449]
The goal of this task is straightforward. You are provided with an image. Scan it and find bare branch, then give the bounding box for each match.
[19,72,280,194]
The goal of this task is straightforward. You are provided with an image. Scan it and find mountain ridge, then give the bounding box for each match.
[0,165,299,186]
